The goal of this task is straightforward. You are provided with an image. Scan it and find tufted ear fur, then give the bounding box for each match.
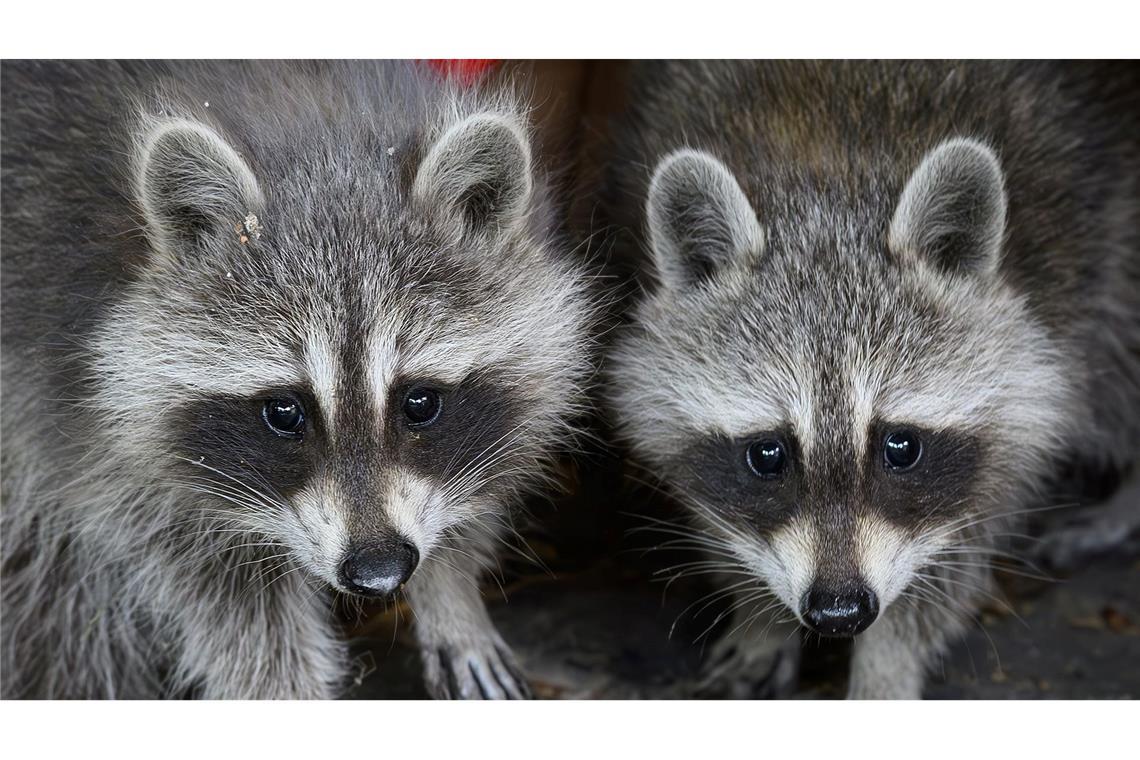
[889,137,1007,278]
[136,117,263,262]
[645,148,764,290]
[412,113,533,236]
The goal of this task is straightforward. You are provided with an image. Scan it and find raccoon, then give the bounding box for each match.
[1,61,594,699]
[604,61,1140,698]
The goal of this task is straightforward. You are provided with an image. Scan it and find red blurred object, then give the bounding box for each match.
[426,59,500,86]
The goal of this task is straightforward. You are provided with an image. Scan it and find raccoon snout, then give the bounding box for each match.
[799,582,879,637]
[337,538,420,598]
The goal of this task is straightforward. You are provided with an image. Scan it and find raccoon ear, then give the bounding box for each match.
[646,148,764,290]
[412,113,533,236]
[136,118,263,262]
[889,138,1007,277]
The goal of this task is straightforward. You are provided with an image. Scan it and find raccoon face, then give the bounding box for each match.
[614,141,1070,635]
[92,109,589,597]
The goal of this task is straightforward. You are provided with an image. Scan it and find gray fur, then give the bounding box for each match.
[1,61,595,699]
[412,113,534,236]
[603,61,1139,698]
[137,117,266,262]
[646,148,765,289]
[889,137,1007,277]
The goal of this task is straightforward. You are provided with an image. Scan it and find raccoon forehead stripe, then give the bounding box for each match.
[786,382,816,460]
[850,363,883,460]
[367,328,399,419]
[304,329,339,424]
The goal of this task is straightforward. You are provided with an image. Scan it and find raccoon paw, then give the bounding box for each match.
[423,642,532,700]
[693,630,800,699]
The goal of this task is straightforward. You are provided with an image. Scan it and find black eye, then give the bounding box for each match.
[403,386,442,427]
[746,438,786,479]
[884,430,922,470]
[262,398,305,438]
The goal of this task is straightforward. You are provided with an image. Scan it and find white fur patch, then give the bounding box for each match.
[785,360,816,461]
[849,362,882,461]
[682,385,788,441]
[92,319,302,401]
[750,517,818,618]
[400,332,482,386]
[285,480,349,588]
[382,470,440,553]
[303,328,339,428]
[614,332,815,464]
[367,327,399,421]
[855,514,919,609]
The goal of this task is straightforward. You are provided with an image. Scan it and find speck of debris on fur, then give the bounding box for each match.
[225,271,234,280]
[204,101,210,108]
[386,146,396,156]
[242,213,263,242]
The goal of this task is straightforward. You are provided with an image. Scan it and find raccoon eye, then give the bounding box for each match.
[884,430,922,470]
[262,398,305,438]
[746,438,786,479]
[403,386,442,427]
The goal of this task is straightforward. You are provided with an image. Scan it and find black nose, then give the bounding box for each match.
[800,583,879,637]
[338,539,419,598]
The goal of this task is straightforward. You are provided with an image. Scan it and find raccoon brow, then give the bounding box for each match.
[725,426,798,450]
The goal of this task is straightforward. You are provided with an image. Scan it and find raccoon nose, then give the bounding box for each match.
[338,539,420,598]
[800,583,879,637]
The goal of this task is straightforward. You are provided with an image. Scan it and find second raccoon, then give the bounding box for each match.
[604,61,1140,698]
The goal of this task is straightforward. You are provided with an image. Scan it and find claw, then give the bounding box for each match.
[426,643,532,700]
[695,630,800,699]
